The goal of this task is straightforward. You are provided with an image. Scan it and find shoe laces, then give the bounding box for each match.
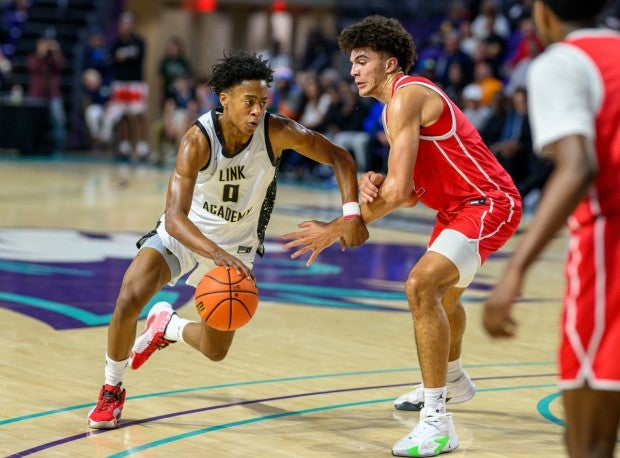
[407,414,445,439]
[145,335,172,356]
[95,384,122,412]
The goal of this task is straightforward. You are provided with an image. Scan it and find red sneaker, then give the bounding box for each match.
[130,302,176,370]
[87,383,126,429]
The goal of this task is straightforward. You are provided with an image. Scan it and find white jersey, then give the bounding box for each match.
[157,109,279,266]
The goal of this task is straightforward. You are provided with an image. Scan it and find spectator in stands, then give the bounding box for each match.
[504,16,543,70]
[150,73,196,165]
[259,38,293,70]
[193,77,218,116]
[324,79,371,172]
[301,26,335,73]
[288,72,332,178]
[268,65,302,120]
[457,20,480,59]
[479,89,509,146]
[363,100,389,174]
[417,58,437,83]
[443,61,467,103]
[470,0,511,40]
[489,87,532,191]
[81,68,114,152]
[461,83,492,130]
[27,36,66,154]
[481,31,506,78]
[503,32,541,96]
[108,11,149,160]
[158,36,192,107]
[472,60,502,105]
[320,81,344,139]
[81,26,113,86]
[0,47,11,89]
[434,29,473,87]
[437,0,471,34]
[2,0,28,58]
[504,0,534,29]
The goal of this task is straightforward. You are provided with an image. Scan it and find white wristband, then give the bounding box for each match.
[342,201,361,220]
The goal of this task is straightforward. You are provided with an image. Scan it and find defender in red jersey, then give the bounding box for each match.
[483,1,620,456]
[283,16,521,456]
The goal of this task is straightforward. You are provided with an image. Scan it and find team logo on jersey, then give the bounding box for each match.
[0,228,544,330]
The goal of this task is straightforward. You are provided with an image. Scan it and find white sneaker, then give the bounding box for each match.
[392,407,459,457]
[394,371,476,411]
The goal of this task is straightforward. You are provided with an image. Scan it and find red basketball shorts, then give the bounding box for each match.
[428,196,521,288]
[559,215,620,390]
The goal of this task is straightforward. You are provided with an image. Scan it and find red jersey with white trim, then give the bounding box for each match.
[565,34,620,226]
[529,31,620,389]
[386,75,520,216]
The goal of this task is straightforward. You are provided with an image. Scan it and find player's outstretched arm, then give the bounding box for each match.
[269,114,369,249]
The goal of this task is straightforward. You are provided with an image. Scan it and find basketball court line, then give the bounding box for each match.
[5,373,559,457]
[1,361,555,426]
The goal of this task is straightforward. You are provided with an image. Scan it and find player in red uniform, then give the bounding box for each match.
[283,15,522,456]
[483,1,620,456]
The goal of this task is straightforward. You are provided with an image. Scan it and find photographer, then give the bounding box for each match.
[27,37,66,154]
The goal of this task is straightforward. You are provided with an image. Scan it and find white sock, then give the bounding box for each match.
[119,140,131,156]
[447,358,464,383]
[105,353,128,387]
[136,141,150,157]
[424,386,447,415]
[164,313,192,344]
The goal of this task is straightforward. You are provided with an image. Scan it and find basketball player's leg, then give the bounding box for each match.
[89,247,171,428]
[563,386,620,457]
[406,251,460,389]
[179,322,236,361]
[442,287,466,362]
[108,247,171,361]
[393,232,477,412]
[393,252,461,456]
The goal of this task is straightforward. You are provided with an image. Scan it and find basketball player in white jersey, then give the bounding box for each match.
[483,1,620,456]
[87,51,369,429]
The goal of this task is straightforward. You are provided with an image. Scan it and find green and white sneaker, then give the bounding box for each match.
[394,372,476,411]
[392,407,459,457]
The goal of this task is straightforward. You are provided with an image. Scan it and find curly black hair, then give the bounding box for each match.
[540,0,611,22]
[337,16,417,74]
[207,51,274,95]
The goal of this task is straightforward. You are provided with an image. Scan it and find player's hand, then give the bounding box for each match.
[482,266,523,338]
[211,248,255,280]
[282,220,339,266]
[359,171,385,203]
[340,216,369,249]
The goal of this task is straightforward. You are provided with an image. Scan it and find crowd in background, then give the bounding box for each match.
[2,0,620,210]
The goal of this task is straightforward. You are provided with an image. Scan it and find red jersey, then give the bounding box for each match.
[386,76,521,217]
[528,30,620,388]
[565,35,620,227]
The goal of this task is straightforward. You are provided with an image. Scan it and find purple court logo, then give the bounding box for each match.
[0,227,519,330]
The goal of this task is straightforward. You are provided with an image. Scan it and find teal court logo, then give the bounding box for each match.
[0,228,520,330]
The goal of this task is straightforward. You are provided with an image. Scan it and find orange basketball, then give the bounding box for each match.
[194,266,259,331]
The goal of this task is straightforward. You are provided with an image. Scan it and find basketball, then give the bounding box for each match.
[194,266,259,331]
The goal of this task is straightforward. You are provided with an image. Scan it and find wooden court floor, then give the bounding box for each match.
[0,157,594,457]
